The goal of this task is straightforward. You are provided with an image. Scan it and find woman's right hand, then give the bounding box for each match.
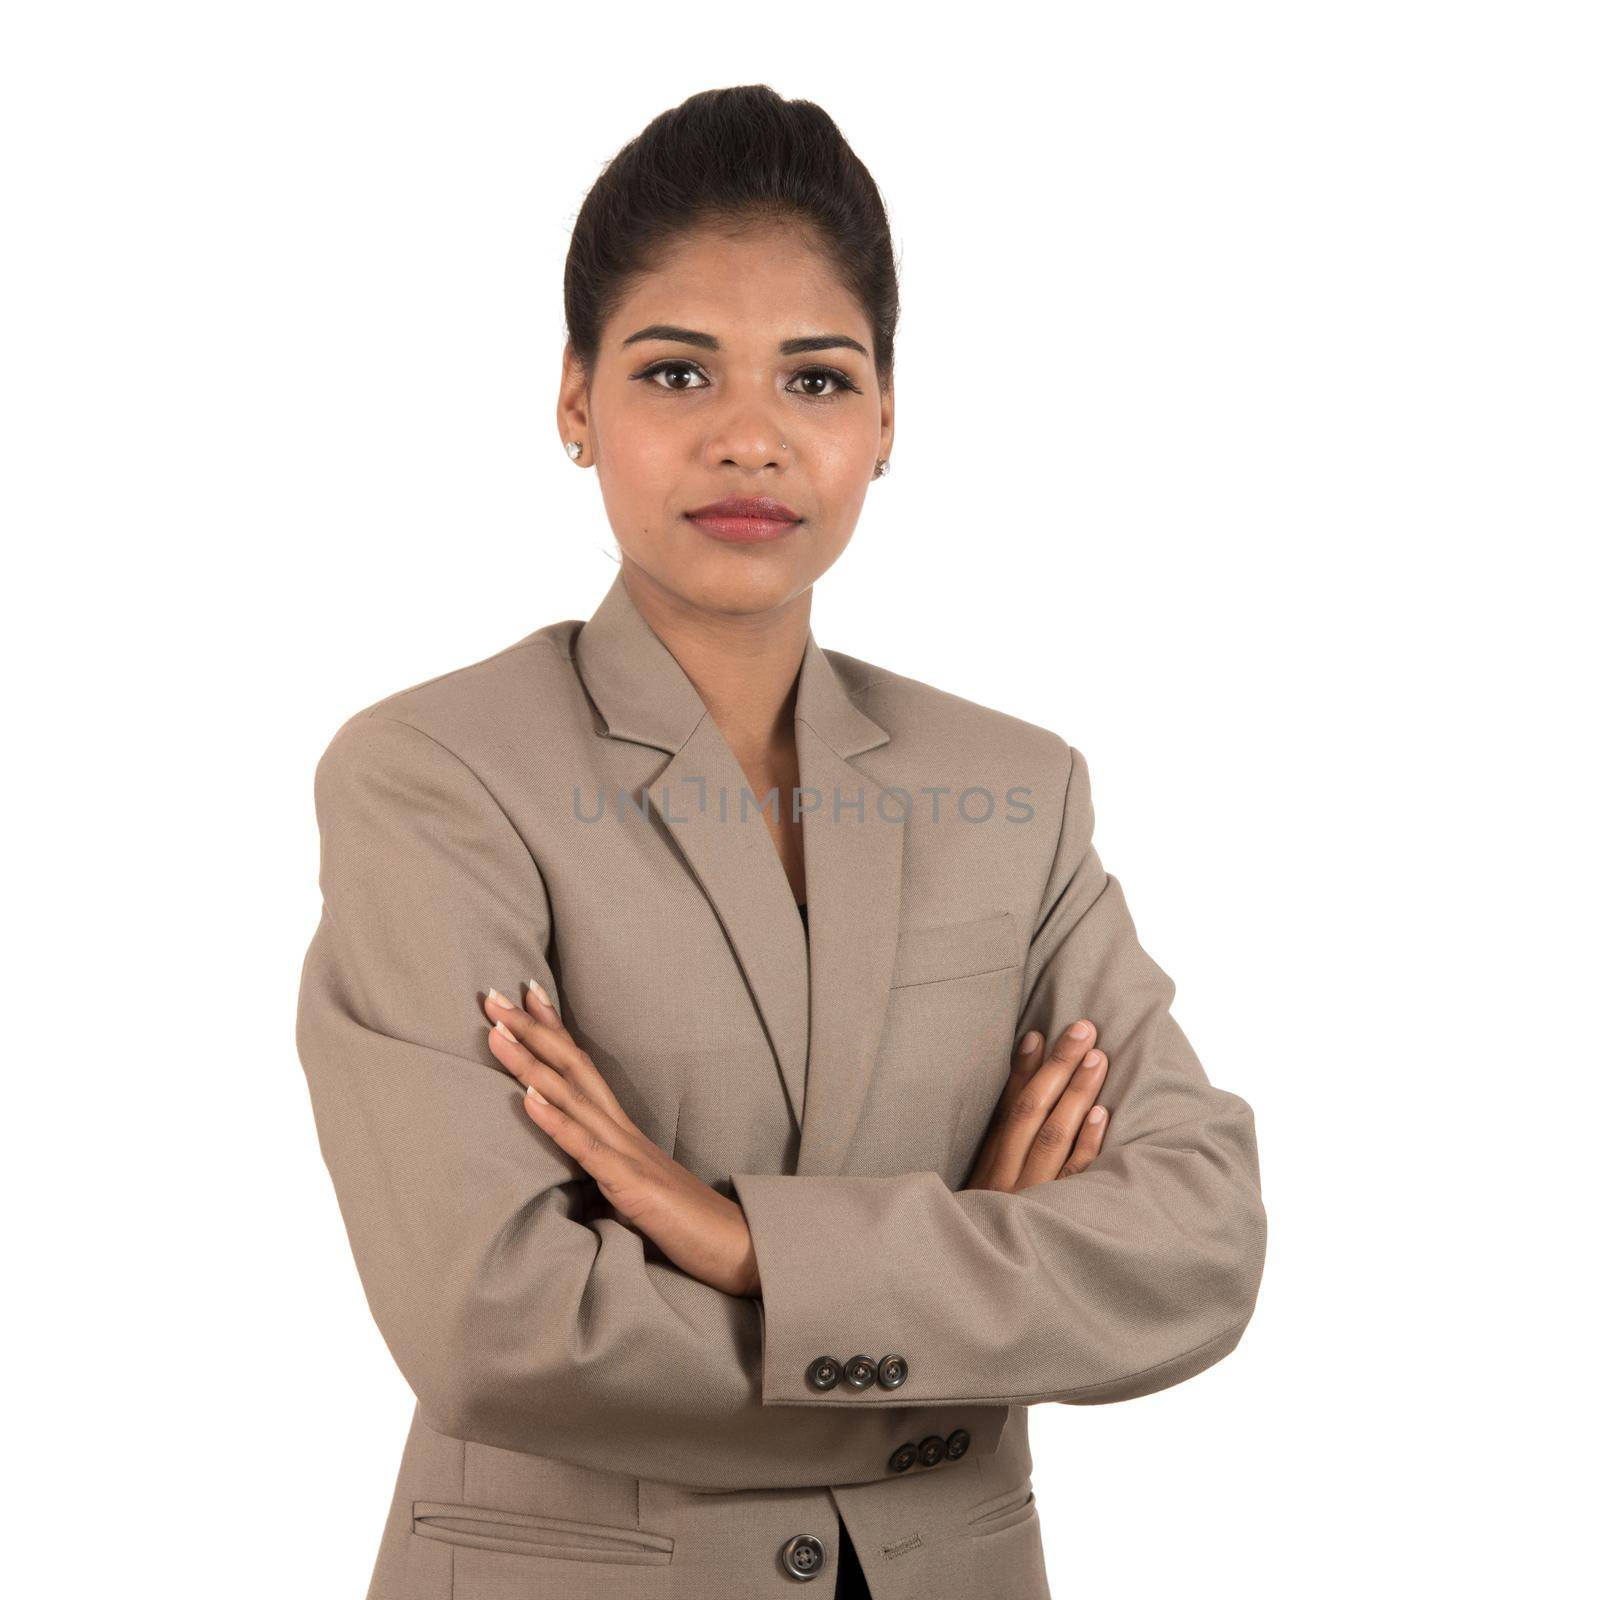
[962,1019,1110,1193]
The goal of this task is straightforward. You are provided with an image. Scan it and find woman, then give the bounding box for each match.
[296,85,1268,1600]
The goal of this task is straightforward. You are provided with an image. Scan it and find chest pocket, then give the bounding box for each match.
[888,909,1020,988]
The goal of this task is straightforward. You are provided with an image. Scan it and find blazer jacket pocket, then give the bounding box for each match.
[889,909,1020,989]
[966,1480,1038,1538]
[411,1501,674,1566]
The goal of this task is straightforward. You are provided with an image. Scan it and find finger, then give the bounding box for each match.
[1057,1104,1109,1177]
[517,1071,641,1190]
[485,1018,563,1109]
[993,1020,1094,1123]
[484,1018,633,1163]
[482,986,630,1124]
[982,1020,1100,1192]
[481,980,564,1035]
[481,995,578,1085]
[1015,1047,1108,1189]
[1006,1028,1046,1083]
[485,1022,636,1187]
[514,979,633,1122]
[523,975,561,1023]
[968,1030,1045,1188]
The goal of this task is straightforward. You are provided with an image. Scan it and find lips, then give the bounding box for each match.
[684,496,803,545]
[685,496,800,522]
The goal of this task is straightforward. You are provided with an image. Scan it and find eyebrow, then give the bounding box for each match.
[620,323,870,359]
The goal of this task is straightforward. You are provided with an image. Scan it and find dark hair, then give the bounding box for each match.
[563,85,899,390]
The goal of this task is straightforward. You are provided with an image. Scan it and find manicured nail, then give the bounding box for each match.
[1069,1020,1092,1039]
[1019,1031,1042,1053]
[526,978,554,1012]
[486,987,514,1010]
[525,1084,549,1106]
[1085,1049,1104,1068]
[1088,1105,1106,1124]
[494,1020,517,1041]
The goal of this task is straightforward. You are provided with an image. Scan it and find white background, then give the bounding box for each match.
[4,4,1594,1595]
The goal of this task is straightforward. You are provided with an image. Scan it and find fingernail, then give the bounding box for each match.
[525,1084,549,1106]
[1019,1030,1041,1053]
[494,1020,517,1040]
[1085,1049,1104,1068]
[1069,1020,1092,1039]
[527,978,554,1011]
[486,987,514,1010]
[1088,1105,1106,1124]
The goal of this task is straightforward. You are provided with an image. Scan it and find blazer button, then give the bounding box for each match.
[917,1434,947,1468]
[876,1352,908,1389]
[843,1354,878,1389]
[887,1441,919,1473]
[945,1427,971,1459]
[805,1356,842,1391]
[779,1532,828,1581]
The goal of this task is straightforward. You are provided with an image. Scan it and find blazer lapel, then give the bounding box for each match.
[572,570,903,1172]
[789,716,904,1176]
[647,722,812,1126]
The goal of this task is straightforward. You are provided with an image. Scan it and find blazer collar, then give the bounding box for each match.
[573,567,889,761]
[570,568,904,1175]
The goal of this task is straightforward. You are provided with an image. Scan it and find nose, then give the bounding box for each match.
[701,398,791,471]
[712,437,788,471]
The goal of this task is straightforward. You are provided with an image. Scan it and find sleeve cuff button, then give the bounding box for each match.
[805,1355,842,1391]
[844,1355,878,1389]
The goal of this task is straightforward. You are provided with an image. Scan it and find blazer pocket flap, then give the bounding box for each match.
[967,1481,1037,1536]
[411,1501,674,1565]
[889,910,1020,989]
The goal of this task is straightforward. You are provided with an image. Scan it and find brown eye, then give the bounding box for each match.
[638,360,708,391]
[788,366,861,400]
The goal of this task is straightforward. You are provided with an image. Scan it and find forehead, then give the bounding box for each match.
[608,225,870,349]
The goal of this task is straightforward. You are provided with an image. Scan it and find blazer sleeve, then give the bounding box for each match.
[294,710,1007,1492]
[729,739,1268,1408]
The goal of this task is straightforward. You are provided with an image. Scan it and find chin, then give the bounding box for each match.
[624,534,837,620]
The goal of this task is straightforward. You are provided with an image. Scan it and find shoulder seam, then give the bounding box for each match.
[366,634,567,714]
[357,710,541,869]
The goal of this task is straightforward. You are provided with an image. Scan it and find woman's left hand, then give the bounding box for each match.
[482,984,762,1300]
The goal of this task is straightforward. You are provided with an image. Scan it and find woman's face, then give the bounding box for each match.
[557,223,893,621]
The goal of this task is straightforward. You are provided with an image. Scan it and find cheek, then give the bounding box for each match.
[594,439,681,546]
[811,422,878,483]
[805,476,870,567]
[593,383,681,477]
[810,437,876,522]
[603,424,679,492]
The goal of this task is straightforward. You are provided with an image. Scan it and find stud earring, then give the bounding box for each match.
[565,441,583,462]
[873,458,890,479]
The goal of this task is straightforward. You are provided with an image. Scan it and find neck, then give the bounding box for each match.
[618,560,809,777]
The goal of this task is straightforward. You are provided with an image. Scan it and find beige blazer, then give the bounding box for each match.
[295,569,1267,1599]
